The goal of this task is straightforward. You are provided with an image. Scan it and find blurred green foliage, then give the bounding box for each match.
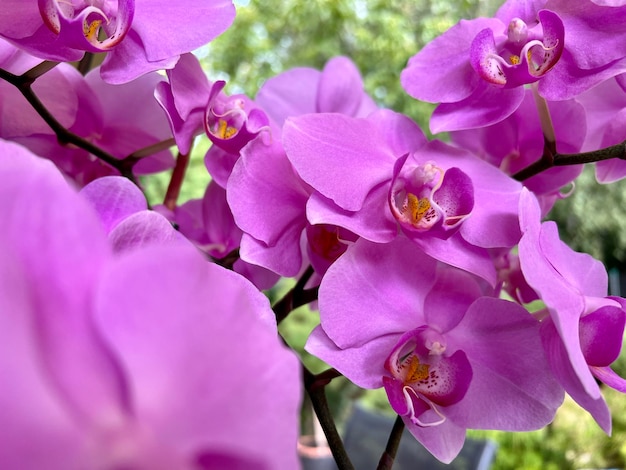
[199,0,501,130]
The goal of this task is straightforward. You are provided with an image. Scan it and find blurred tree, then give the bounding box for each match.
[199,0,501,130]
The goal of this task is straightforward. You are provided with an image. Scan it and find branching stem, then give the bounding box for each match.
[0,64,142,184]
[273,266,318,324]
[513,141,626,181]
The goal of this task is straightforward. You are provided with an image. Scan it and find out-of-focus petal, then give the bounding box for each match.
[108,210,183,253]
[0,140,128,431]
[80,176,147,233]
[95,246,301,469]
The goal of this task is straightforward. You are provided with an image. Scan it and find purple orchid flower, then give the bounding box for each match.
[155,53,271,187]
[0,0,236,84]
[225,56,376,279]
[401,0,626,133]
[518,188,626,433]
[307,236,562,463]
[203,82,273,187]
[282,110,523,284]
[0,138,302,469]
[401,8,564,132]
[205,80,271,155]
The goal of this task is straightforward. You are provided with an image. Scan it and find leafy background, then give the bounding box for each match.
[143,1,626,468]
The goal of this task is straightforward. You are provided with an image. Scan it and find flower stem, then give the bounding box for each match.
[377,415,405,470]
[531,82,556,156]
[513,141,626,181]
[128,137,176,159]
[77,53,95,75]
[23,61,60,82]
[0,66,140,184]
[273,266,317,324]
[164,151,190,210]
[303,366,355,470]
[513,83,626,181]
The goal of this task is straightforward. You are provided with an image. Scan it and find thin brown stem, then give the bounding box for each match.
[23,61,60,82]
[303,366,355,470]
[272,266,317,324]
[77,53,95,75]
[163,152,190,210]
[513,140,626,181]
[127,137,176,159]
[377,415,405,470]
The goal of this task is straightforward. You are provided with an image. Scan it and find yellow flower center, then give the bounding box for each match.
[216,119,237,139]
[406,193,431,225]
[405,355,430,383]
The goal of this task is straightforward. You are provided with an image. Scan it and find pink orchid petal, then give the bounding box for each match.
[318,237,438,349]
[403,417,467,464]
[591,366,626,393]
[317,56,365,115]
[0,142,128,429]
[580,305,625,367]
[131,0,235,63]
[283,113,396,211]
[0,245,89,470]
[108,210,183,253]
[80,176,147,233]
[430,82,525,133]
[307,326,399,389]
[445,297,563,430]
[255,67,321,126]
[95,246,301,469]
[228,138,309,247]
[541,318,611,433]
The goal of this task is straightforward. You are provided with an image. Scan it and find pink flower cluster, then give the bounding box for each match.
[1,0,626,467]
